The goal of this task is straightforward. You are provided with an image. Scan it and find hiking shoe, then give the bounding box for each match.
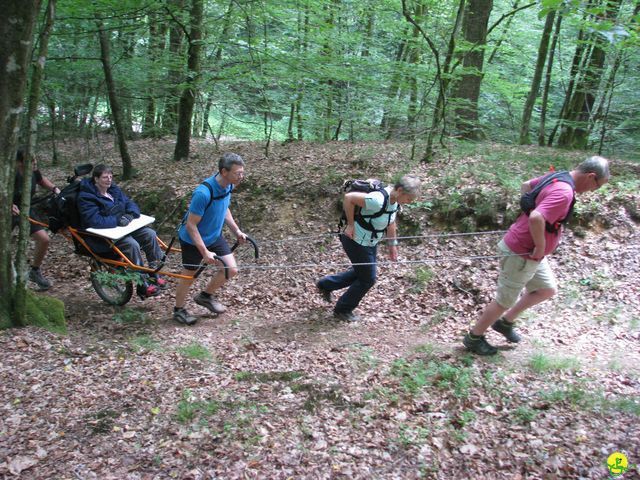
[137,283,159,299]
[333,310,360,322]
[492,317,522,343]
[194,292,227,314]
[173,307,197,326]
[316,282,333,303]
[150,275,170,290]
[29,267,52,290]
[463,333,498,356]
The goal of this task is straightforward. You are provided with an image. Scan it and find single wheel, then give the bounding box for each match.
[90,260,133,306]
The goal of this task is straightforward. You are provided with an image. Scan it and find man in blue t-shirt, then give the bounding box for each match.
[173,153,247,325]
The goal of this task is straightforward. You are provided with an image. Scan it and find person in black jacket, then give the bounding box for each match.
[12,147,61,290]
[77,164,165,298]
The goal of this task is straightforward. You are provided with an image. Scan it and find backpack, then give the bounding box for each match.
[46,163,93,233]
[520,170,576,233]
[337,179,398,239]
[180,176,233,228]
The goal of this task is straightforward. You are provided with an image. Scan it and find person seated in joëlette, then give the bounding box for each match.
[77,164,167,298]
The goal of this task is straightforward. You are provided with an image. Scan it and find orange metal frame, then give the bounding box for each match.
[29,217,198,280]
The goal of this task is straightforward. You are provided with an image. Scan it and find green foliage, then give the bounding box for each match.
[175,389,220,424]
[92,270,144,287]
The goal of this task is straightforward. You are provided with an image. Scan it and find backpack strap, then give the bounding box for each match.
[356,188,398,239]
[180,176,233,229]
[526,171,575,234]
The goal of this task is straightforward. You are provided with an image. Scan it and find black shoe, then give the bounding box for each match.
[491,317,521,343]
[194,292,227,314]
[463,333,498,356]
[173,307,197,326]
[29,267,52,290]
[333,310,360,322]
[316,282,333,303]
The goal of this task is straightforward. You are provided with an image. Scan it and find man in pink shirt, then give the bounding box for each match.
[463,156,610,355]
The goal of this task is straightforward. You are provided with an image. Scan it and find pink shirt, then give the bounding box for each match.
[504,176,574,258]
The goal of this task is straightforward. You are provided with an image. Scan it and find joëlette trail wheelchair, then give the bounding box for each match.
[29,163,258,306]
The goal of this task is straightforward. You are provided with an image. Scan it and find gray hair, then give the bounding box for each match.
[218,152,245,172]
[577,156,610,181]
[394,174,421,196]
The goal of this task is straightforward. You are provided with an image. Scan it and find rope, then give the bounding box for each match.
[178,252,520,272]
[258,229,507,245]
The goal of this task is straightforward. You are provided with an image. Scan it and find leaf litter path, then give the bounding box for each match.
[2,139,639,479]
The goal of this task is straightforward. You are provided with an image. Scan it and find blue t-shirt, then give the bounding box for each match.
[179,175,232,246]
[353,187,398,247]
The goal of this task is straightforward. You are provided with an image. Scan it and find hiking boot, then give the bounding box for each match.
[492,317,522,343]
[316,282,333,303]
[194,292,227,314]
[137,283,159,299]
[463,332,498,356]
[173,307,197,326]
[29,267,52,290]
[150,275,170,290]
[333,310,360,322]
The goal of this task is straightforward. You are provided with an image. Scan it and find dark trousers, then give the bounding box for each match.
[116,227,162,269]
[318,234,377,313]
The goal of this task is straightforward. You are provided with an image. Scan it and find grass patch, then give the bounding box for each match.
[113,307,148,324]
[176,389,220,423]
[512,405,537,424]
[176,342,212,361]
[391,358,474,398]
[130,335,162,351]
[408,266,435,293]
[528,352,581,373]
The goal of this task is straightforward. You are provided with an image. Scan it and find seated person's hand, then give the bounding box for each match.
[118,214,134,226]
[126,210,140,219]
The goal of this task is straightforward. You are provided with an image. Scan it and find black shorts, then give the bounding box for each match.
[180,236,232,270]
[12,211,44,235]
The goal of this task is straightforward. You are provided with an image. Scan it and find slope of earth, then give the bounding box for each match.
[1,138,638,479]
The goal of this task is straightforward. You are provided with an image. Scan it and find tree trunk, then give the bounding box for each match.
[97,20,133,179]
[451,0,493,140]
[163,0,185,134]
[538,13,562,146]
[518,10,555,145]
[143,16,167,137]
[15,0,56,326]
[556,0,621,149]
[0,0,42,326]
[174,0,204,162]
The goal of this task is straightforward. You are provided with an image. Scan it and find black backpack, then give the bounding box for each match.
[46,163,93,233]
[520,170,576,233]
[337,179,398,239]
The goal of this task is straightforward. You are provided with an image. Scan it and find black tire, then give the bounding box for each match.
[90,260,133,306]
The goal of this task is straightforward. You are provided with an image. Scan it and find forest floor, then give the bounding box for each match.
[1,138,639,479]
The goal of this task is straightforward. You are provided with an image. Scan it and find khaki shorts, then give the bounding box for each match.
[495,239,557,309]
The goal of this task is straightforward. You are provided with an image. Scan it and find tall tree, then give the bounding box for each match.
[519,9,556,145]
[174,0,204,162]
[538,12,563,146]
[97,18,133,179]
[451,0,493,140]
[15,0,56,326]
[0,0,43,325]
[556,0,623,149]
